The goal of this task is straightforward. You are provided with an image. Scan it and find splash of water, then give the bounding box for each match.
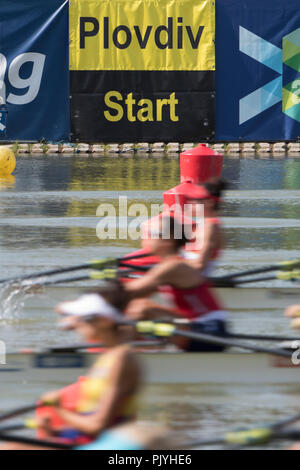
[0,279,45,322]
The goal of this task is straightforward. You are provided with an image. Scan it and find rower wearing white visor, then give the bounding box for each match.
[1,281,141,450]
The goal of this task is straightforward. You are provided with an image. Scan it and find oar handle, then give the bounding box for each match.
[135,321,293,358]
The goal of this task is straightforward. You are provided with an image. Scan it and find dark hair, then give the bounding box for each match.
[161,214,191,248]
[87,280,129,312]
[204,178,228,209]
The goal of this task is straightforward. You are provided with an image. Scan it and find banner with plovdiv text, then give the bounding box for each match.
[0,0,69,142]
[69,0,215,143]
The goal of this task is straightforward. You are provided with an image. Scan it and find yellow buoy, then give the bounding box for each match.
[0,146,16,176]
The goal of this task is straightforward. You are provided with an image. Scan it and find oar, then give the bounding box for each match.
[39,269,120,287]
[25,268,135,288]
[187,428,300,448]
[270,410,300,431]
[0,252,150,285]
[0,433,71,449]
[47,339,165,353]
[135,322,293,358]
[216,259,300,281]
[0,419,37,433]
[26,268,300,290]
[52,317,295,357]
[187,410,300,447]
[47,330,300,351]
[228,332,300,342]
[119,262,151,272]
[0,401,53,424]
[212,270,300,287]
[232,270,300,285]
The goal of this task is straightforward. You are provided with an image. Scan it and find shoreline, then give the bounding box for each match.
[1,142,300,156]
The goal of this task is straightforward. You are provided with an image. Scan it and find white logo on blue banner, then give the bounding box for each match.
[0,0,69,141]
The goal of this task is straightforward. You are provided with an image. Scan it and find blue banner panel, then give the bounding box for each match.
[216,0,300,141]
[0,0,69,141]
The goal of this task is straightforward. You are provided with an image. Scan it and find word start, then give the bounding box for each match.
[104,91,179,122]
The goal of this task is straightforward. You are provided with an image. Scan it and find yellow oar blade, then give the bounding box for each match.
[280,259,300,270]
[135,322,175,337]
[89,269,117,280]
[24,418,38,430]
[89,258,117,270]
[225,428,272,445]
[276,270,300,281]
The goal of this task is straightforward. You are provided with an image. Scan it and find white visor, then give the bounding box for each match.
[58,294,123,322]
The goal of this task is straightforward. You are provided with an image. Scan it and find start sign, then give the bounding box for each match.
[70,0,215,143]
[70,0,215,71]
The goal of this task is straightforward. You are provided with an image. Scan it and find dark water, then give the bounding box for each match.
[0,154,299,449]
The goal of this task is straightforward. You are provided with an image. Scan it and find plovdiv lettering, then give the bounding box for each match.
[70,0,215,142]
[70,0,215,71]
[80,17,204,50]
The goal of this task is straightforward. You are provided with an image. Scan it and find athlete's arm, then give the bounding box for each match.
[191,223,223,270]
[126,259,204,298]
[53,350,139,436]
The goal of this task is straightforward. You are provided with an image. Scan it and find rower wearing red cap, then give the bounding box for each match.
[183,179,227,276]
[125,214,228,352]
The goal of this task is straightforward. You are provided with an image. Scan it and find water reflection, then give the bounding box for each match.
[0,155,298,257]
[0,175,15,191]
[0,154,299,449]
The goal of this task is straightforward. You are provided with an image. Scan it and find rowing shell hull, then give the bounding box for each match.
[1,351,300,386]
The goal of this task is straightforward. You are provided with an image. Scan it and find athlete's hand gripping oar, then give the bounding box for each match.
[0,252,150,285]
[134,322,293,358]
[215,259,300,281]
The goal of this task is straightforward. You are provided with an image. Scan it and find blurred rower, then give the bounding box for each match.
[126,214,228,352]
[285,304,300,329]
[1,281,141,450]
[183,179,227,276]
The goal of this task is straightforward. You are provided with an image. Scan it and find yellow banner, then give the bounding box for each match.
[70,0,215,71]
